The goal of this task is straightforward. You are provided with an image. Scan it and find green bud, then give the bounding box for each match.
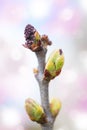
[44,49,64,80]
[34,31,41,41]
[25,98,46,123]
[50,98,61,117]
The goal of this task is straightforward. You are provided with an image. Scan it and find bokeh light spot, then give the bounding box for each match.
[60,8,74,21]
[79,0,87,12]
[72,111,87,129]
[28,0,51,19]
[63,69,78,84]
[1,107,21,127]
[11,47,22,61]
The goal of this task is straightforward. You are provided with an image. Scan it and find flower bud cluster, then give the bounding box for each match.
[23,24,51,52]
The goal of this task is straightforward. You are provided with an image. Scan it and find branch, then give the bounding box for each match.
[23,24,64,130]
[35,49,54,130]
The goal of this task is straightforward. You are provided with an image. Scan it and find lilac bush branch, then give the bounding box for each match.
[35,50,54,130]
[23,24,64,130]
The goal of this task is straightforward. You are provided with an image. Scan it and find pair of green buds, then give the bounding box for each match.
[25,98,61,124]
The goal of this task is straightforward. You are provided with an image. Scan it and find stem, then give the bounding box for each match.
[42,125,53,130]
[35,49,46,73]
[39,81,50,116]
[35,49,54,130]
[39,81,54,130]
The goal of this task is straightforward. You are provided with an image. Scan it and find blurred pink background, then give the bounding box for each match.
[0,0,87,130]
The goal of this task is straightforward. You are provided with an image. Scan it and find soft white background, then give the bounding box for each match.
[0,0,87,130]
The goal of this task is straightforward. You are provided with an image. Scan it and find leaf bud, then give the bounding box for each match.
[25,98,46,123]
[50,98,61,117]
[44,49,64,80]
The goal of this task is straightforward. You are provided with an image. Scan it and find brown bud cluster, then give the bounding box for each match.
[23,24,52,52]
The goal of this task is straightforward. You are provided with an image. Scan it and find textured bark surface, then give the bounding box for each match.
[35,49,55,130]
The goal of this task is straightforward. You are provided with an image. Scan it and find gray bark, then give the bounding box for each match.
[35,49,54,130]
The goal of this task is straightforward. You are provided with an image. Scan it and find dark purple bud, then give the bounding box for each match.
[24,24,36,42]
[24,24,42,51]
[59,49,63,55]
